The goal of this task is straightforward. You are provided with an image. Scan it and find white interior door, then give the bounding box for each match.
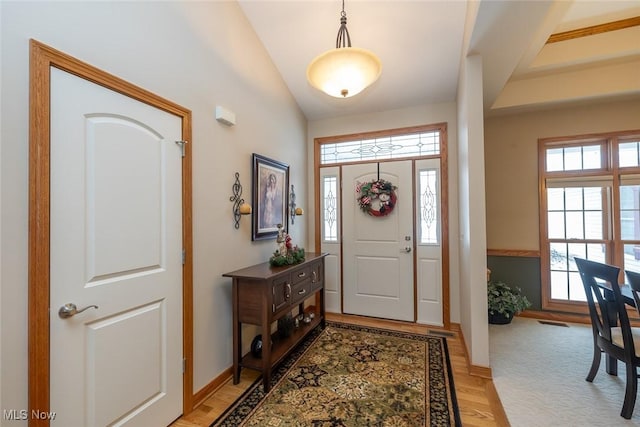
[50,68,183,426]
[342,161,414,321]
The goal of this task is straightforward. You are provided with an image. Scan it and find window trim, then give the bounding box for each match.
[539,130,640,314]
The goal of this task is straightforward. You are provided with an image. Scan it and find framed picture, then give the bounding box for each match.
[252,153,289,241]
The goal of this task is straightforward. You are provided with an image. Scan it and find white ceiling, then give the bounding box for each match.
[238,0,640,121]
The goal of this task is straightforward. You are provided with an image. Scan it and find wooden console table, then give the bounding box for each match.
[223,252,327,392]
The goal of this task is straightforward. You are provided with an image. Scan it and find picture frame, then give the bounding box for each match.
[252,153,289,241]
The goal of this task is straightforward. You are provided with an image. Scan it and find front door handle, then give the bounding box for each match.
[58,303,99,319]
[402,246,412,253]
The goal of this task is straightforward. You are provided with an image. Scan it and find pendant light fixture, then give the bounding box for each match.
[306,0,381,98]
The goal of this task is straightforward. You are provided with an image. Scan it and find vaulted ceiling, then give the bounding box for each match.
[238,0,640,121]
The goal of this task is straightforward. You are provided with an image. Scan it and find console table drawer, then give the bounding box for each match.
[291,266,312,285]
[291,280,311,305]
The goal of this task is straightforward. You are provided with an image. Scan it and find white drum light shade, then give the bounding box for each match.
[307,47,382,98]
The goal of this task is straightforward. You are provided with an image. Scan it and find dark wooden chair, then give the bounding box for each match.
[575,257,640,419]
[626,270,640,317]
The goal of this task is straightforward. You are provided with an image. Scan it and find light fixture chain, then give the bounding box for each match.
[335,2,352,48]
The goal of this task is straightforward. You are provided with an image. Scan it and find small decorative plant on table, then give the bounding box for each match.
[487,281,531,324]
[269,224,305,267]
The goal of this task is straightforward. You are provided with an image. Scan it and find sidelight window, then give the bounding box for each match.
[322,175,338,242]
[418,169,439,244]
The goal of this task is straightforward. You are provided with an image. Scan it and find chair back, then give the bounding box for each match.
[575,258,631,350]
[626,270,640,316]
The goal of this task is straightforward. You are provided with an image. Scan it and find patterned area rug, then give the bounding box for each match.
[212,322,461,426]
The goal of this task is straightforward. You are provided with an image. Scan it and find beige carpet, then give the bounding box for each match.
[490,316,640,426]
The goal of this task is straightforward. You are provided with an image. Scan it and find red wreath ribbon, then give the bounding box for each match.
[356,179,398,217]
[367,191,397,217]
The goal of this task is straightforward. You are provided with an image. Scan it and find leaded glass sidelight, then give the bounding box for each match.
[419,169,438,244]
[322,176,338,242]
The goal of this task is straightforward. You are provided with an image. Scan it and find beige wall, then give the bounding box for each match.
[0,1,307,416]
[485,98,640,251]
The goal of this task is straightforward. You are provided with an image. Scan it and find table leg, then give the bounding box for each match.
[232,281,241,384]
[320,287,326,328]
[262,310,271,392]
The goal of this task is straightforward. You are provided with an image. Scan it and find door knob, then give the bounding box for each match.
[403,246,412,253]
[58,303,99,319]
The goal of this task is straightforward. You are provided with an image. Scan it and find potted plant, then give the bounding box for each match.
[487,281,531,324]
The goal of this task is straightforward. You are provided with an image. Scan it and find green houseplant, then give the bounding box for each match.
[487,281,531,324]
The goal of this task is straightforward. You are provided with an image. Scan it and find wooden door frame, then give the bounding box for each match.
[313,123,450,329]
[28,39,194,426]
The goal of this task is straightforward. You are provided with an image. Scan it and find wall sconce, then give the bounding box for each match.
[289,184,303,225]
[230,172,251,229]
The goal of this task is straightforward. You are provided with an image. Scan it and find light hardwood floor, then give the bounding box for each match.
[171,313,510,427]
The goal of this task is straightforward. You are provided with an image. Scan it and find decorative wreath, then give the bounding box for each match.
[356,179,398,217]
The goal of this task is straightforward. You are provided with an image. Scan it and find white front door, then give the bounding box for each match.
[342,161,414,321]
[49,68,183,426]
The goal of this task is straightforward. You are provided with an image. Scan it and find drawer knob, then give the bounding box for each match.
[298,272,306,278]
[286,283,292,300]
[312,271,318,282]
[298,289,306,295]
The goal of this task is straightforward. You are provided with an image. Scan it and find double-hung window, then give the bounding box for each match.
[540,132,640,313]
